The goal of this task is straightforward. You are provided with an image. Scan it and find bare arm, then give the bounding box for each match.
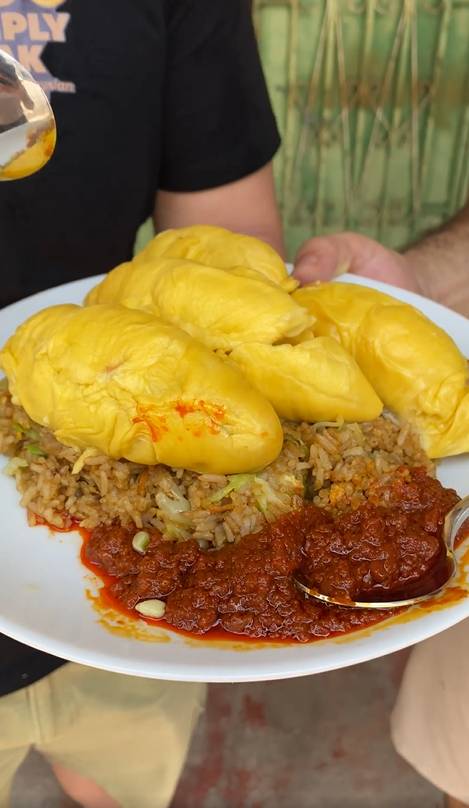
[154,162,285,258]
[404,202,469,315]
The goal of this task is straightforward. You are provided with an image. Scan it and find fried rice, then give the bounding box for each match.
[0,384,434,547]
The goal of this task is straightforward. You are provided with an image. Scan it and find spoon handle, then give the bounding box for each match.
[446,495,469,551]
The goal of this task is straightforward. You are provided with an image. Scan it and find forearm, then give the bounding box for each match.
[404,202,469,316]
[154,163,285,258]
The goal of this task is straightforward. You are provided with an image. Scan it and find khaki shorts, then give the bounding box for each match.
[391,618,469,803]
[0,663,206,808]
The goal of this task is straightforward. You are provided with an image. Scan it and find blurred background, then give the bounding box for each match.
[255,0,469,255]
[139,0,469,261]
[14,651,443,807]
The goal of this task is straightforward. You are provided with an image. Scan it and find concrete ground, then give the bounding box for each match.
[12,651,442,808]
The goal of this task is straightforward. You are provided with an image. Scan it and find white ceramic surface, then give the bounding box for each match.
[0,274,468,683]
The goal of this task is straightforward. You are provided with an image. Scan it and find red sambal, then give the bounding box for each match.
[84,468,459,643]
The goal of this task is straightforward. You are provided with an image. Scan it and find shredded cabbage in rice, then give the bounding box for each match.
[0,387,434,545]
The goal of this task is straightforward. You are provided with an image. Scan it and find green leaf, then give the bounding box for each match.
[12,421,26,434]
[209,474,255,503]
[25,444,47,457]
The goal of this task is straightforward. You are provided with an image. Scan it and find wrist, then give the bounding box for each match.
[400,251,432,300]
[402,246,469,316]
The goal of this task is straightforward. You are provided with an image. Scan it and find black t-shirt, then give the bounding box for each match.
[0,0,279,696]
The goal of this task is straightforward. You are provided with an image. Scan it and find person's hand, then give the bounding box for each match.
[293,232,423,295]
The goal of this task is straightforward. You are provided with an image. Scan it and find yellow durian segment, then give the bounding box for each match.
[355,304,469,458]
[135,225,298,291]
[294,282,469,458]
[86,258,312,351]
[0,304,283,474]
[230,339,383,422]
[428,394,469,458]
[293,282,397,351]
[85,257,176,311]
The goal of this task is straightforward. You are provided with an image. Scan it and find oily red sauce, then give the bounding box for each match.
[83,468,460,643]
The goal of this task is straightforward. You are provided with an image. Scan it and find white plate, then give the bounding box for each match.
[0,275,468,683]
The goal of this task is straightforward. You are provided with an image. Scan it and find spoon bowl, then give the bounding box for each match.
[295,495,469,610]
[0,48,56,180]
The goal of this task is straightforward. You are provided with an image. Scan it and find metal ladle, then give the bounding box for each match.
[295,495,469,610]
[0,48,56,180]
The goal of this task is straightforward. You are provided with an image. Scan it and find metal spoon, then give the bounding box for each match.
[295,495,469,610]
[0,48,56,180]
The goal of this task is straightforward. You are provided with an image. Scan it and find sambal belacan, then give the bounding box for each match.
[85,468,460,643]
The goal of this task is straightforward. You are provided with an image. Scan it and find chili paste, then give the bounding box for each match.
[85,468,460,642]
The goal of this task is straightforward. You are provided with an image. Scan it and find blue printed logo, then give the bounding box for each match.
[0,0,75,96]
